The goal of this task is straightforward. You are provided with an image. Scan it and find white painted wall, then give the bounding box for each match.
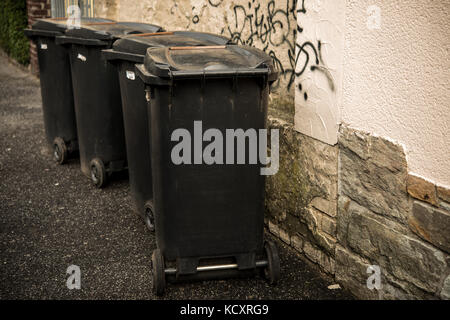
[295,0,345,145]
[295,0,449,187]
[341,0,450,187]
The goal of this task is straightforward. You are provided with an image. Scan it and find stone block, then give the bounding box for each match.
[441,275,450,300]
[303,241,321,264]
[340,198,447,293]
[437,185,450,203]
[409,201,450,253]
[311,197,337,217]
[279,228,291,245]
[339,126,409,223]
[291,235,304,253]
[268,221,279,237]
[335,246,379,299]
[407,174,438,206]
[321,214,337,238]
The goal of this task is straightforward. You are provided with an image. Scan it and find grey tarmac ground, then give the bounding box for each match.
[0,52,353,300]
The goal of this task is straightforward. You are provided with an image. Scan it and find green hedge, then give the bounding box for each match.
[0,0,29,65]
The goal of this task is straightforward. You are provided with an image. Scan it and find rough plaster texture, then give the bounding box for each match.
[295,0,345,145]
[342,0,450,187]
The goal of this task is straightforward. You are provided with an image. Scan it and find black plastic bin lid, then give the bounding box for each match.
[24,18,113,39]
[31,18,113,33]
[103,31,232,63]
[113,31,231,55]
[140,45,278,82]
[64,21,164,41]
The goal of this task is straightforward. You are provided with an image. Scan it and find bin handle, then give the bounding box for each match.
[134,31,174,37]
[85,22,117,25]
[168,45,226,51]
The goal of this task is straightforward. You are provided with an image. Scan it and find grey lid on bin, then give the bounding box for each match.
[64,22,164,41]
[141,45,278,81]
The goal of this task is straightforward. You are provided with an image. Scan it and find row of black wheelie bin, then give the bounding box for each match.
[25,17,280,295]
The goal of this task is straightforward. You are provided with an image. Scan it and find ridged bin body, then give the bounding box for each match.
[151,78,269,267]
[57,22,163,177]
[68,44,127,175]
[24,19,112,153]
[137,45,278,274]
[103,31,231,217]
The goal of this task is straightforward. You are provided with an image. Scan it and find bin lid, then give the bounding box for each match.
[31,18,113,33]
[112,31,232,56]
[142,45,278,81]
[64,22,164,41]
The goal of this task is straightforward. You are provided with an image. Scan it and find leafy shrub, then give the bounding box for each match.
[0,0,30,65]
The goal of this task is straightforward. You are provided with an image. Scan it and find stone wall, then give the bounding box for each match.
[337,126,449,299]
[26,0,51,75]
[265,117,338,276]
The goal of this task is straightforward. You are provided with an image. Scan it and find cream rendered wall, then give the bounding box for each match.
[342,0,450,187]
[295,0,345,145]
[295,0,449,187]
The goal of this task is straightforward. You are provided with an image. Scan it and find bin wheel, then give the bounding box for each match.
[53,137,67,165]
[151,249,166,296]
[144,201,155,233]
[263,241,280,285]
[90,158,107,188]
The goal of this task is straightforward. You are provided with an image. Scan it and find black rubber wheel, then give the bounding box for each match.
[151,249,166,296]
[264,241,280,285]
[144,201,155,232]
[53,137,67,165]
[90,158,107,188]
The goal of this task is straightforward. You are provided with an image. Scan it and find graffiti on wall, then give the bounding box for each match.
[296,0,334,101]
[183,0,332,99]
[294,0,345,145]
[184,0,299,90]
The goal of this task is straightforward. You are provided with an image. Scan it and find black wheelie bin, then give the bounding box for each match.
[135,45,279,295]
[101,31,233,231]
[54,22,164,187]
[24,18,113,164]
